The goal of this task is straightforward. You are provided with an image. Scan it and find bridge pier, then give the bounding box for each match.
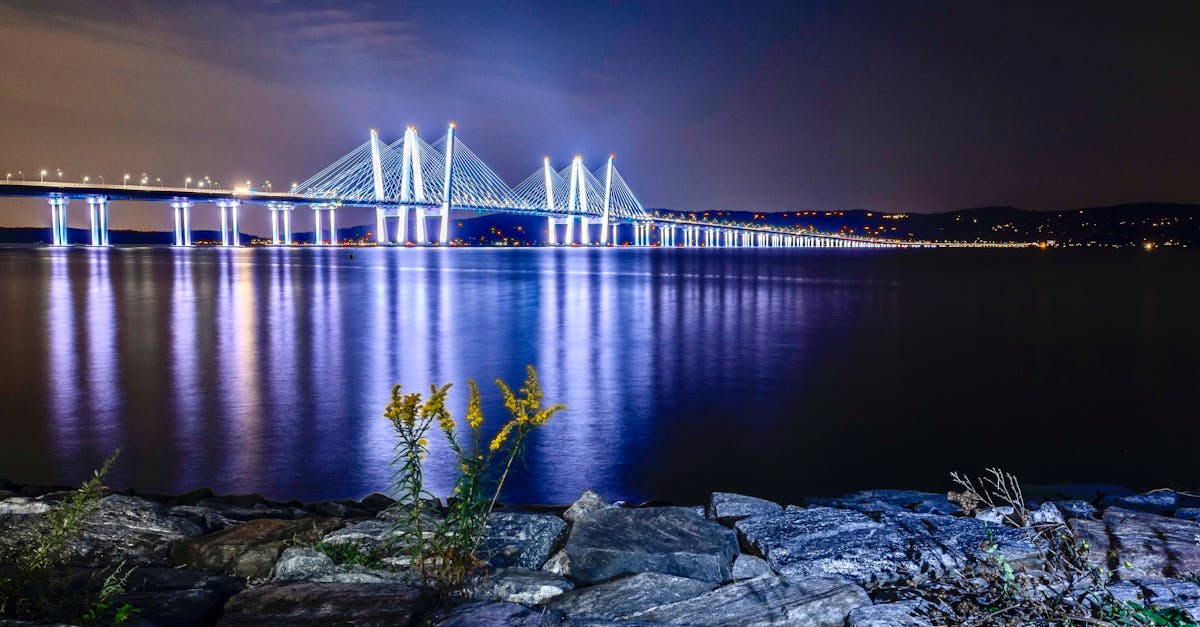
[48,195,68,246]
[87,195,109,246]
[170,199,192,246]
[217,199,240,246]
[268,202,293,246]
[312,205,337,246]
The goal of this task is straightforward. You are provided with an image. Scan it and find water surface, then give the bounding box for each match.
[1,246,1197,504]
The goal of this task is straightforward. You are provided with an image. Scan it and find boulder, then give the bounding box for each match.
[627,575,870,626]
[115,566,244,627]
[1110,491,1179,516]
[168,504,241,533]
[566,506,738,585]
[544,571,717,620]
[847,600,931,626]
[357,492,395,513]
[320,519,402,551]
[473,567,573,605]
[975,506,1017,525]
[217,582,426,626]
[430,601,564,626]
[0,495,206,567]
[1071,507,1200,580]
[478,511,568,570]
[171,517,342,580]
[310,500,370,519]
[736,507,1039,588]
[807,490,958,516]
[273,547,413,585]
[707,492,783,524]
[0,497,52,515]
[1106,578,1200,619]
[731,553,774,580]
[1054,500,1097,519]
[564,489,612,522]
[1029,502,1065,525]
[1176,508,1200,521]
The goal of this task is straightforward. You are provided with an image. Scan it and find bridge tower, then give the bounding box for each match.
[369,129,388,244]
[600,155,614,245]
[567,156,590,245]
[398,126,427,244]
[216,199,240,246]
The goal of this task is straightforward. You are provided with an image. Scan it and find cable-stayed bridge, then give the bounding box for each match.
[0,124,923,249]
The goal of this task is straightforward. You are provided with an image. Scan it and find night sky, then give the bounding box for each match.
[1,0,1198,234]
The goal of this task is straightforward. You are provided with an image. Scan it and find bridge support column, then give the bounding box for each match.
[170,200,192,246]
[579,216,589,245]
[217,199,240,246]
[610,223,617,246]
[87,195,109,246]
[399,207,409,244]
[48,195,68,246]
[375,208,387,245]
[414,207,427,244]
[283,209,292,246]
[329,208,337,245]
[312,206,323,245]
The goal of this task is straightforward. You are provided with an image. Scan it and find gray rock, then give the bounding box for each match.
[808,490,958,516]
[847,600,931,626]
[543,548,570,576]
[565,490,613,522]
[975,506,1016,525]
[311,500,369,519]
[545,572,717,620]
[479,511,568,570]
[736,507,1039,588]
[707,492,783,524]
[731,553,774,580]
[168,504,241,533]
[273,547,337,581]
[1107,578,1200,618]
[1071,507,1200,580]
[566,506,739,585]
[4,495,206,567]
[217,582,426,626]
[431,601,564,627]
[0,497,52,515]
[195,499,313,521]
[473,567,574,605]
[1029,501,1065,525]
[1054,500,1097,519]
[1176,508,1200,521]
[320,519,402,551]
[1111,491,1179,515]
[628,575,870,626]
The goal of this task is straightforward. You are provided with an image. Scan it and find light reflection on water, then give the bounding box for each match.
[3,246,1199,504]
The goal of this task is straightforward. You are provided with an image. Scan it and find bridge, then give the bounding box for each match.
[0,124,918,249]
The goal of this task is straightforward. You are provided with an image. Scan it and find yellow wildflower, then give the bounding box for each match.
[489,422,515,452]
[466,380,484,431]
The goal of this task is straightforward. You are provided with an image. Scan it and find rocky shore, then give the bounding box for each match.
[2,481,1200,626]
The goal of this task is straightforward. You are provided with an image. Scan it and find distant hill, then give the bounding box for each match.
[1,203,1196,247]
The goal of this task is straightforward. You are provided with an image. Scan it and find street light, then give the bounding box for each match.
[155,177,162,186]
[40,170,47,182]
[83,176,90,183]
[56,169,62,183]
[18,170,23,181]
[185,177,192,189]
[4,173,9,182]
[98,175,104,184]
[124,174,130,187]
